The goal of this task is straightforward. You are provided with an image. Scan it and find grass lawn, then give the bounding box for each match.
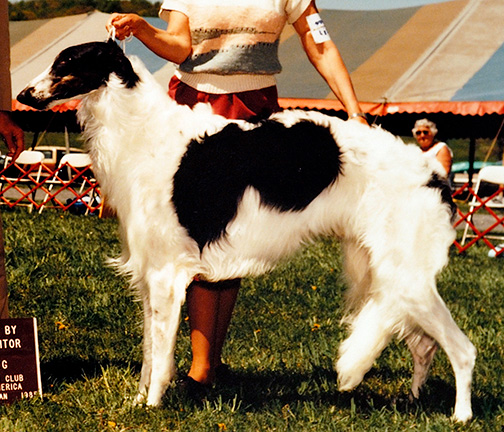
[0,208,503,431]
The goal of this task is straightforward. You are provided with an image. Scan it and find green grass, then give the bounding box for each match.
[0,208,503,431]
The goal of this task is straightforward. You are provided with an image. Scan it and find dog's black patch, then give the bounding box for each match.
[17,40,139,109]
[426,173,457,219]
[172,119,342,250]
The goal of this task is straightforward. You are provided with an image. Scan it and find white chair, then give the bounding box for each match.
[0,150,45,212]
[39,153,97,213]
[461,165,504,251]
[2,150,45,166]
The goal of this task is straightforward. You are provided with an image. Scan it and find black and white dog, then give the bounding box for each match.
[18,40,476,422]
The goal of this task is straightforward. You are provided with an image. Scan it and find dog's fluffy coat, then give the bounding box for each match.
[18,40,476,422]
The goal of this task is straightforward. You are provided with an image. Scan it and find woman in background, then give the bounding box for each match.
[413,118,452,176]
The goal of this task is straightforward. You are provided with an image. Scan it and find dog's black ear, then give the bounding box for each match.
[100,39,140,88]
[105,37,123,55]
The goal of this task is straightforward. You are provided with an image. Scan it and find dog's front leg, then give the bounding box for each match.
[145,267,190,406]
[134,279,152,405]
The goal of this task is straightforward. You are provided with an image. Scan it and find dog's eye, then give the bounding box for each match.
[56,54,73,67]
[53,55,74,75]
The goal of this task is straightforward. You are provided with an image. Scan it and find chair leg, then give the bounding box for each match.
[461,181,482,246]
[461,204,475,245]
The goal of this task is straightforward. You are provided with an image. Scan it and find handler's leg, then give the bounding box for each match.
[213,280,240,368]
[187,279,240,384]
[187,284,219,384]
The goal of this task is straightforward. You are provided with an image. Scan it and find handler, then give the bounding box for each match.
[107,0,367,395]
[0,0,25,319]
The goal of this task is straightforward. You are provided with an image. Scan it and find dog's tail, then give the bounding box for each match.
[425,172,457,221]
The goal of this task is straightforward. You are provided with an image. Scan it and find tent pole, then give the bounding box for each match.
[468,133,476,188]
[30,131,39,151]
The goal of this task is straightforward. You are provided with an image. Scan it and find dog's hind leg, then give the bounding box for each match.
[342,239,372,314]
[410,290,476,423]
[337,241,395,391]
[145,266,191,407]
[336,296,396,392]
[406,330,438,401]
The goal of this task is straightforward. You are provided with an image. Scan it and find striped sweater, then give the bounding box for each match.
[160,0,311,93]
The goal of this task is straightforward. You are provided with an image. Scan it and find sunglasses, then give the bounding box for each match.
[415,130,430,136]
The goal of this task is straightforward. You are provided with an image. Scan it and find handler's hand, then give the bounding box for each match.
[106,13,145,40]
[0,111,24,162]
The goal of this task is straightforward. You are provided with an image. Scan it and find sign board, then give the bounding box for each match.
[0,318,42,403]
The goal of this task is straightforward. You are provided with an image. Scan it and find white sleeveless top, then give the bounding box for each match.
[423,142,453,159]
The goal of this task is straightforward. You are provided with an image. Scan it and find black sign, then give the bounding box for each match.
[0,318,42,403]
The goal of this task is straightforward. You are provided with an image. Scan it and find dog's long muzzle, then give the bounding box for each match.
[17,87,49,110]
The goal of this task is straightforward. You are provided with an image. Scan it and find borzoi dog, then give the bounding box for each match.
[18,40,476,422]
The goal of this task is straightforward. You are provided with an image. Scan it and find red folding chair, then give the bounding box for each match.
[0,150,45,212]
[38,153,100,214]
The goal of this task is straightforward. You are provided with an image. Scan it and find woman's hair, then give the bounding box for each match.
[412,118,438,137]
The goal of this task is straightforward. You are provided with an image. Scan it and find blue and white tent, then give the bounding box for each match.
[9,0,504,120]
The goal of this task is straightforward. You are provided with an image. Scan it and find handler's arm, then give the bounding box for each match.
[0,111,24,161]
[107,12,191,65]
[293,1,366,123]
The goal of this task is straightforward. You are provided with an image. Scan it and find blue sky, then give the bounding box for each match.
[317,0,452,10]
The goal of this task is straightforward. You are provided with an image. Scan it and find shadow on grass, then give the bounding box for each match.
[161,365,457,418]
[41,357,142,390]
[41,358,503,422]
[162,364,503,422]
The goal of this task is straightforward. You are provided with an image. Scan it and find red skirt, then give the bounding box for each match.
[168,76,281,121]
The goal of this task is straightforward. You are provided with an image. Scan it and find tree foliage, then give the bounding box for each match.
[8,0,162,20]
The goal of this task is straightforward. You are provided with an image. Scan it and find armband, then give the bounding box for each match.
[349,112,367,120]
[306,13,331,44]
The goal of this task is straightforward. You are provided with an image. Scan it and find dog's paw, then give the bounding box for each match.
[132,392,147,406]
[337,375,361,392]
[452,406,473,424]
[145,395,163,407]
[336,366,364,392]
[335,358,366,392]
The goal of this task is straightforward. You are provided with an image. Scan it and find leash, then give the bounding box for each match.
[107,27,132,53]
